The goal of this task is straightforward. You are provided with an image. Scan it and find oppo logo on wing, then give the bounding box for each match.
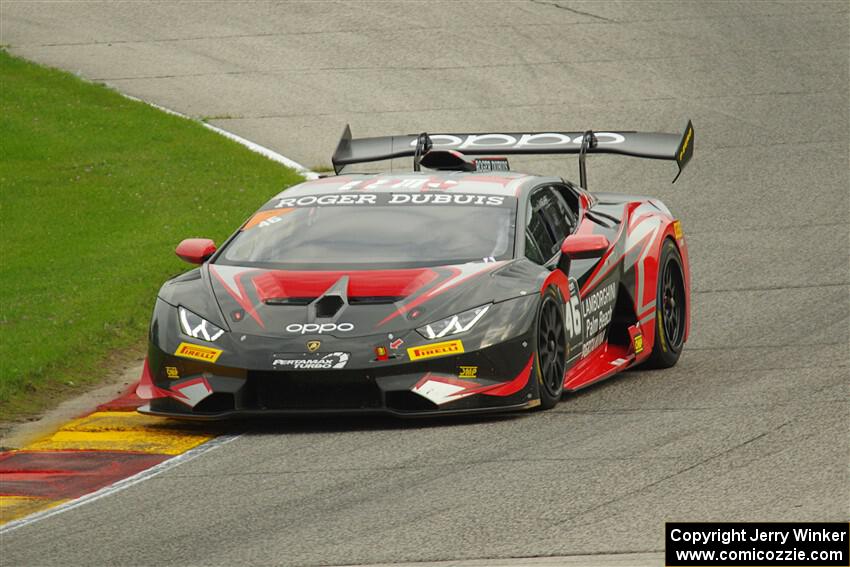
[285,323,355,334]
[410,132,626,150]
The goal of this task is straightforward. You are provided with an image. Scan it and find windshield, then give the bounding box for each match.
[217,192,517,270]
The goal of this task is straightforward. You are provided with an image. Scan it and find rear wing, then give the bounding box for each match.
[331,121,694,185]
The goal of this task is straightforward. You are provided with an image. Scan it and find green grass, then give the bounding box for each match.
[0,50,303,417]
[309,164,335,173]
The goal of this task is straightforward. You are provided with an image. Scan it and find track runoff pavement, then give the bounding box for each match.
[1,1,847,566]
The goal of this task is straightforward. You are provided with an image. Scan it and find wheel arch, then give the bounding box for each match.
[534,284,568,409]
[623,211,691,360]
[644,228,691,354]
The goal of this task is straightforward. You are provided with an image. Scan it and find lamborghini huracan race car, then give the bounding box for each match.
[138,122,694,418]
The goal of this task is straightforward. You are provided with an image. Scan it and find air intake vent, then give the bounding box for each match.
[348,296,404,305]
[264,297,315,306]
[315,295,344,318]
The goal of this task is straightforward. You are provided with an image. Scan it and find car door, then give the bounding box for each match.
[525,190,558,265]
[527,187,572,261]
[526,186,584,365]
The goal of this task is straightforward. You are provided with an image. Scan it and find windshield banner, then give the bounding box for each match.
[272,193,513,209]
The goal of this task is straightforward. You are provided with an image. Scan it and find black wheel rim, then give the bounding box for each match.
[538,299,566,397]
[661,258,685,350]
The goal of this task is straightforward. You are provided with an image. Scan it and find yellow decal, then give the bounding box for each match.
[673,220,683,240]
[678,126,693,162]
[407,340,464,361]
[175,342,222,363]
[458,366,478,379]
[165,366,180,379]
[633,333,644,354]
[306,340,321,352]
[657,311,667,352]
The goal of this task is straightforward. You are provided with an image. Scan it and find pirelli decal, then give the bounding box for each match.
[175,342,223,363]
[407,340,464,361]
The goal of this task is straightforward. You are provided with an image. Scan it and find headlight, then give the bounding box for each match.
[416,304,490,340]
[179,306,225,342]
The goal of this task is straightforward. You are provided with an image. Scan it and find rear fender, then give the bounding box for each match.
[626,210,690,360]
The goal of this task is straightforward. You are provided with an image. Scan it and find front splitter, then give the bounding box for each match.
[137,399,540,420]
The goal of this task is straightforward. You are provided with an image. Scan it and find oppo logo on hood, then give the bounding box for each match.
[285,323,354,334]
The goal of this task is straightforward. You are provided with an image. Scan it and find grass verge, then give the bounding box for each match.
[0,50,304,419]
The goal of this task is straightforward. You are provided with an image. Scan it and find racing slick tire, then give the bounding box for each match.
[535,288,567,410]
[645,238,687,369]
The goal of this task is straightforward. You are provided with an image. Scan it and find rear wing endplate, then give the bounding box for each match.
[332,121,694,184]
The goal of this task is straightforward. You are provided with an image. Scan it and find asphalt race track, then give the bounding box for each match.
[2,2,848,566]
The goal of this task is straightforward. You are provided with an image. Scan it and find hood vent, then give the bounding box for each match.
[265,295,402,307]
[309,275,349,321]
[315,295,345,318]
[264,297,314,306]
[348,296,404,305]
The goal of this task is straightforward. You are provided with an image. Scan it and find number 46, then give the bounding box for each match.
[565,295,582,338]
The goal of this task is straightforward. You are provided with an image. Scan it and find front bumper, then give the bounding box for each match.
[140,295,540,419]
[139,335,538,419]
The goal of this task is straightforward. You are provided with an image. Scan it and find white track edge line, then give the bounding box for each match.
[121,93,319,180]
[0,433,242,534]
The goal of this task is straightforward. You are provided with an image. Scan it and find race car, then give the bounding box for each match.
[137,122,694,418]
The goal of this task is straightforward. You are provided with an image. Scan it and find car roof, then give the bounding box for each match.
[270,171,561,202]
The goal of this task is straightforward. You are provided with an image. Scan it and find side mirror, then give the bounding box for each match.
[556,234,610,273]
[175,238,216,265]
[561,234,610,259]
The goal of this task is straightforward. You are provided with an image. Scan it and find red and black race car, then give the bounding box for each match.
[138,122,694,418]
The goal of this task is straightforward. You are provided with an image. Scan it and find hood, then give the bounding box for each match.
[204,261,531,338]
